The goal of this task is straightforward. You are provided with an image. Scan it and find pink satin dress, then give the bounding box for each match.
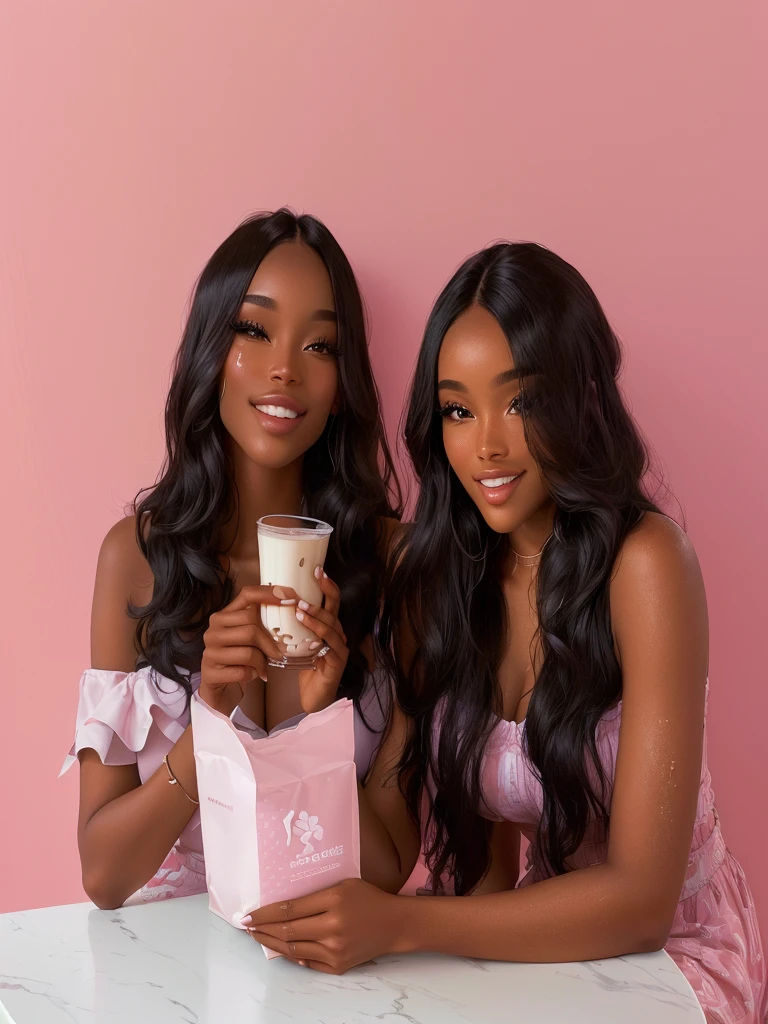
[480,694,767,1024]
[60,666,386,905]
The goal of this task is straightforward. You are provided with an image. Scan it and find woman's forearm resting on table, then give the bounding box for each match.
[78,726,199,910]
[245,853,674,974]
[392,861,673,962]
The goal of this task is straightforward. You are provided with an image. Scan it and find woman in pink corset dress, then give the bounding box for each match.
[64,209,399,911]
[247,243,766,1024]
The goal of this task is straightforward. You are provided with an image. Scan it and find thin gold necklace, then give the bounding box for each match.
[511,534,552,574]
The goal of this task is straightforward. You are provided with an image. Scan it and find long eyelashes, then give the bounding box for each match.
[439,396,523,420]
[305,339,341,357]
[439,401,472,420]
[231,319,268,340]
[230,319,339,356]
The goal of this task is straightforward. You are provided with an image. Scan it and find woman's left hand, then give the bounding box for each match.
[243,878,403,973]
[297,568,349,714]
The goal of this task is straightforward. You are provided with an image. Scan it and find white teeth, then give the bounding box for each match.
[481,475,519,488]
[255,404,299,419]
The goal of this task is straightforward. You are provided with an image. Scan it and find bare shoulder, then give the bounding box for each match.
[91,515,155,671]
[96,514,154,606]
[610,511,708,666]
[612,511,701,592]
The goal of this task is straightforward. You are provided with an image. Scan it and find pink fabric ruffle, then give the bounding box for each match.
[667,815,767,1024]
[60,667,203,843]
[59,667,190,777]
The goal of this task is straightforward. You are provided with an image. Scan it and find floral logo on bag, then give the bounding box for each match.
[294,812,324,853]
[282,810,324,854]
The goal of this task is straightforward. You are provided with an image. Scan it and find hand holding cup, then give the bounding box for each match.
[296,567,350,714]
[200,585,298,716]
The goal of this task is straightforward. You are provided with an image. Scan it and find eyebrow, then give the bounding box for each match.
[492,368,524,386]
[437,368,525,392]
[243,294,337,322]
[437,378,468,392]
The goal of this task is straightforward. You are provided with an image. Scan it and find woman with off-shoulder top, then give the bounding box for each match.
[62,209,399,908]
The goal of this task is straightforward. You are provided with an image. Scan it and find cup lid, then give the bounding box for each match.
[256,514,333,538]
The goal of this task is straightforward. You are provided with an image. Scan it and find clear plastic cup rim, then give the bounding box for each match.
[256,514,334,539]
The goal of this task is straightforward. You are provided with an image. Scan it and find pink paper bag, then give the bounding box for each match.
[191,694,360,957]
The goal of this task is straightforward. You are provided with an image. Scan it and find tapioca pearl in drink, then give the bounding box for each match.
[261,603,283,635]
[260,586,319,653]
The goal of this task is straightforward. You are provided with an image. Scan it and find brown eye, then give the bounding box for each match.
[305,339,340,356]
[231,319,269,340]
[440,403,472,421]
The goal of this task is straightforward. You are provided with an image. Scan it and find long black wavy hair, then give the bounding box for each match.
[379,242,661,894]
[130,209,400,706]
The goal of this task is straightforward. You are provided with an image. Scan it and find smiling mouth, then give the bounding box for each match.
[253,404,302,420]
[479,474,521,488]
[249,398,308,435]
[474,471,525,505]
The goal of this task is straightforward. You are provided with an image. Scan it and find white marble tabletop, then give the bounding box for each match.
[0,893,704,1023]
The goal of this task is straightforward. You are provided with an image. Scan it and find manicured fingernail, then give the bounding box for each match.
[273,587,287,599]
[309,640,321,650]
[314,566,322,578]
[280,599,297,605]
[296,611,305,622]
[322,570,328,578]
[298,600,309,610]
[240,914,252,926]
[299,959,308,967]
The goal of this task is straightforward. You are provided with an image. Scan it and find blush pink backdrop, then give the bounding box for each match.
[1,0,765,928]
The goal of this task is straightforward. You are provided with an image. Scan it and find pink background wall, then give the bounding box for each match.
[1,0,765,927]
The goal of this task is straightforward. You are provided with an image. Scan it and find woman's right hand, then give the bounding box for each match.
[200,585,297,716]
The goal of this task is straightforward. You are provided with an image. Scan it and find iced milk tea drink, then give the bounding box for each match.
[257,514,333,667]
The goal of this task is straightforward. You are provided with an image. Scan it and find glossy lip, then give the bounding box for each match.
[250,393,307,415]
[249,393,308,436]
[473,469,524,482]
[474,469,525,506]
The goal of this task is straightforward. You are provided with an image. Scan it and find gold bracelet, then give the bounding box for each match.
[162,754,199,805]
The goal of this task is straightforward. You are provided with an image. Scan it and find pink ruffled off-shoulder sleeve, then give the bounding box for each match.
[59,667,191,777]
